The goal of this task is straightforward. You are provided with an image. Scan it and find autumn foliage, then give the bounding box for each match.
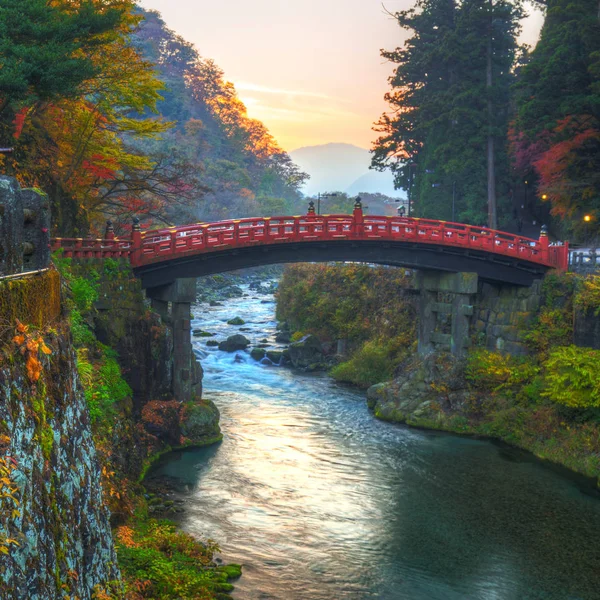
[12,320,51,383]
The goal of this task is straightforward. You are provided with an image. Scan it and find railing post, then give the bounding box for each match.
[353,196,364,238]
[538,224,549,263]
[306,201,316,236]
[130,216,142,266]
[104,220,115,257]
[560,241,570,271]
[105,220,115,242]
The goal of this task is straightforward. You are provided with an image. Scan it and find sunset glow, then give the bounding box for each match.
[139,0,544,151]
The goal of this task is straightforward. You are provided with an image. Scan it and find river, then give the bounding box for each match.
[149,280,600,600]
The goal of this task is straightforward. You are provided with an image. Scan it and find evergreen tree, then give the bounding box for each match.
[372,0,523,227]
[0,0,124,130]
[511,0,600,238]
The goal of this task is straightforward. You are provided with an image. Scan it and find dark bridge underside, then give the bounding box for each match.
[135,240,550,289]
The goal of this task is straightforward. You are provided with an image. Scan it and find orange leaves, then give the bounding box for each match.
[13,107,29,140]
[11,320,52,383]
[116,525,139,548]
[531,116,600,218]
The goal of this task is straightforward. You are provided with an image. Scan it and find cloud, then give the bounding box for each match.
[233,81,331,99]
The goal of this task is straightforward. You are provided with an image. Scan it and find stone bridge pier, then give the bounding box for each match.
[415,272,478,357]
[146,278,201,403]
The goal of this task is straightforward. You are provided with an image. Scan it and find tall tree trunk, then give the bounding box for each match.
[487,0,498,229]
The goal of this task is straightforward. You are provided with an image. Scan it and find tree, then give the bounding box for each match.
[511,0,600,237]
[372,0,523,227]
[0,0,126,135]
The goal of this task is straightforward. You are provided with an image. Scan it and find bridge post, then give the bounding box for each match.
[105,220,115,244]
[353,197,364,237]
[145,278,201,403]
[539,225,549,262]
[415,271,478,357]
[130,216,142,266]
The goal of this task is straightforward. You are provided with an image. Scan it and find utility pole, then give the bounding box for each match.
[487,0,497,229]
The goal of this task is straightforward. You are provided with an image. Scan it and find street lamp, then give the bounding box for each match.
[584,214,593,247]
[317,192,338,215]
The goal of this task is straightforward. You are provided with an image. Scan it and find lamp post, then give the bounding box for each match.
[317,192,338,215]
[584,214,592,247]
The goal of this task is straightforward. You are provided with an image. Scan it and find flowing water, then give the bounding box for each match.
[150,281,600,600]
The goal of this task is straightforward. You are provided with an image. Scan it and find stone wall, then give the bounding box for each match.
[0,177,50,277]
[0,270,61,342]
[0,323,118,599]
[472,279,543,355]
[573,306,600,350]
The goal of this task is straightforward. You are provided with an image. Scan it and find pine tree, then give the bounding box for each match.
[372,0,523,226]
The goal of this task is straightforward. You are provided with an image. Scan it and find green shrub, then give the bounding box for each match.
[102,258,121,280]
[542,345,600,409]
[465,349,512,389]
[70,275,99,312]
[70,309,95,346]
[76,348,131,424]
[116,519,240,599]
[574,275,600,316]
[331,339,395,388]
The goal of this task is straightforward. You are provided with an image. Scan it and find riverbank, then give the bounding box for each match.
[276,264,600,486]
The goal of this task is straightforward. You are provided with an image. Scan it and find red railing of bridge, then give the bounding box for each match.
[51,206,570,271]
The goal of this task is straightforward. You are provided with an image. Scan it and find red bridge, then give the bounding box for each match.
[51,202,569,288]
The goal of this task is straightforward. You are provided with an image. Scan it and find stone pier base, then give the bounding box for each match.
[415,271,478,357]
[146,278,202,402]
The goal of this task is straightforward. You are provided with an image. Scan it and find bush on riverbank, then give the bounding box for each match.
[115,517,240,600]
[276,264,417,387]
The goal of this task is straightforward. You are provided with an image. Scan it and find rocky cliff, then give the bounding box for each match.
[0,271,119,599]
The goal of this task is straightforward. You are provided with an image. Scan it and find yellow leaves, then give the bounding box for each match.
[11,320,52,383]
[0,456,20,554]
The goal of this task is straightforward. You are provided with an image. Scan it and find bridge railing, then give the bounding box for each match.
[50,209,570,271]
[50,237,132,259]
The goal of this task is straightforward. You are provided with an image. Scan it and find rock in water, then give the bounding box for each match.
[227,316,245,325]
[250,347,267,361]
[180,399,221,442]
[218,334,250,352]
[275,331,291,343]
[288,335,324,369]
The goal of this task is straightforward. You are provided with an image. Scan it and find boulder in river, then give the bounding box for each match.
[250,348,267,361]
[180,399,221,443]
[206,340,219,347]
[266,350,283,364]
[218,334,250,352]
[288,335,324,369]
[227,316,245,325]
[275,331,291,343]
[192,329,214,337]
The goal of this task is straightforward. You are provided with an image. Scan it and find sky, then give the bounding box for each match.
[138,0,544,152]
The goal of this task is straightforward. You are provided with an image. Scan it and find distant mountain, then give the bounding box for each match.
[290,143,404,199]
